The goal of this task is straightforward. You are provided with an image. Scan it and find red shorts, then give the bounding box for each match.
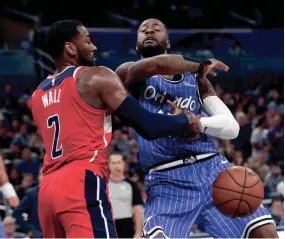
[38,160,116,238]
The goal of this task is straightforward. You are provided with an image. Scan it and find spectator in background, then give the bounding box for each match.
[0,123,12,149]
[271,199,284,226]
[231,111,252,159]
[11,124,29,149]
[13,167,42,238]
[15,174,34,200]
[250,116,268,157]
[276,174,284,197]
[111,130,132,156]
[108,153,143,238]
[264,163,282,198]
[267,113,284,162]
[3,216,27,238]
[232,150,244,166]
[15,148,40,179]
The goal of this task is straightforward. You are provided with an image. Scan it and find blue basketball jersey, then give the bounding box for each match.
[134,73,219,170]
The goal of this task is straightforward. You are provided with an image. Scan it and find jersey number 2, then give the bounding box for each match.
[47,114,63,159]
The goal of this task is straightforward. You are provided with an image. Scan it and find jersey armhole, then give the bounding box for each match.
[73,66,85,80]
[194,74,203,106]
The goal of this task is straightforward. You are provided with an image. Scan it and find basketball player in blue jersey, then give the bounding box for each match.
[116,18,278,238]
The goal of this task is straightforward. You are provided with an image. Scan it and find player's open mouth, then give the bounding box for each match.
[144,37,156,43]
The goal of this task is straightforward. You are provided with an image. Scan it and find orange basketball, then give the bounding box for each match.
[212,166,264,218]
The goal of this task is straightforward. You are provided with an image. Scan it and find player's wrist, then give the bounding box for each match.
[183,110,201,137]
[182,56,212,76]
[197,60,212,78]
[1,182,17,199]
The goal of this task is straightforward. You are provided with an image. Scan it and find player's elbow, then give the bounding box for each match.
[224,119,240,139]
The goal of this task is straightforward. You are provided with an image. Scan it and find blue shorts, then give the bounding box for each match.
[143,155,275,238]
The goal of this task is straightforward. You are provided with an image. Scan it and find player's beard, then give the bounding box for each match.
[78,52,95,66]
[137,43,166,58]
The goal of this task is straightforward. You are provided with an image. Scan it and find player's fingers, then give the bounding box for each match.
[167,100,178,111]
[213,61,229,71]
[218,63,229,71]
[210,59,229,71]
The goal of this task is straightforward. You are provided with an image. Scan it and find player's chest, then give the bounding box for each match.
[140,74,201,113]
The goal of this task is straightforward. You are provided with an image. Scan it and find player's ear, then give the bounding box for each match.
[65,42,77,56]
[167,40,171,49]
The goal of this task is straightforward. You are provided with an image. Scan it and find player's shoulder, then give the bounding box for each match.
[115,61,135,78]
[87,66,120,84]
[34,66,79,94]
[115,61,135,71]
[77,66,120,93]
[88,66,117,77]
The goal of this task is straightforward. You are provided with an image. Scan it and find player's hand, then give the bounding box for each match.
[167,100,201,140]
[8,196,20,208]
[201,59,229,78]
[167,100,182,115]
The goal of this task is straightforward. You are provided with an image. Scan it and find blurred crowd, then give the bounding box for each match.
[0,70,283,237]
[1,0,283,29]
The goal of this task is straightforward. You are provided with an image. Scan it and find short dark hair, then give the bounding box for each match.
[108,152,124,161]
[138,18,168,32]
[46,19,83,59]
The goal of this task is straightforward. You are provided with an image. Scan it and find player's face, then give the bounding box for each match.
[109,155,125,175]
[136,19,170,58]
[74,26,97,66]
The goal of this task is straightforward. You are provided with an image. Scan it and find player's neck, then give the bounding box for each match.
[54,58,78,74]
[110,174,125,182]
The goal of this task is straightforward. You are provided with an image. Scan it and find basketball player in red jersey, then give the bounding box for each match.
[31,20,222,238]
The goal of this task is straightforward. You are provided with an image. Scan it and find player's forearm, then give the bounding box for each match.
[201,96,240,139]
[114,95,189,140]
[133,205,143,236]
[125,55,203,87]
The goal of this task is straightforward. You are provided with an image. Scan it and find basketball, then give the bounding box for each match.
[212,166,264,218]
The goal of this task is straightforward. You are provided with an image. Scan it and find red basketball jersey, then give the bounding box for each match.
[31,66,112,178]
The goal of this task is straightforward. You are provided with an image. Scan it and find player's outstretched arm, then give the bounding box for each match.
[0,155,19,207]
[89,67,197,140]
[198,77,240,139]
[115,56,229,88]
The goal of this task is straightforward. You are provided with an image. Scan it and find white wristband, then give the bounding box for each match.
[1,183,17,199]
